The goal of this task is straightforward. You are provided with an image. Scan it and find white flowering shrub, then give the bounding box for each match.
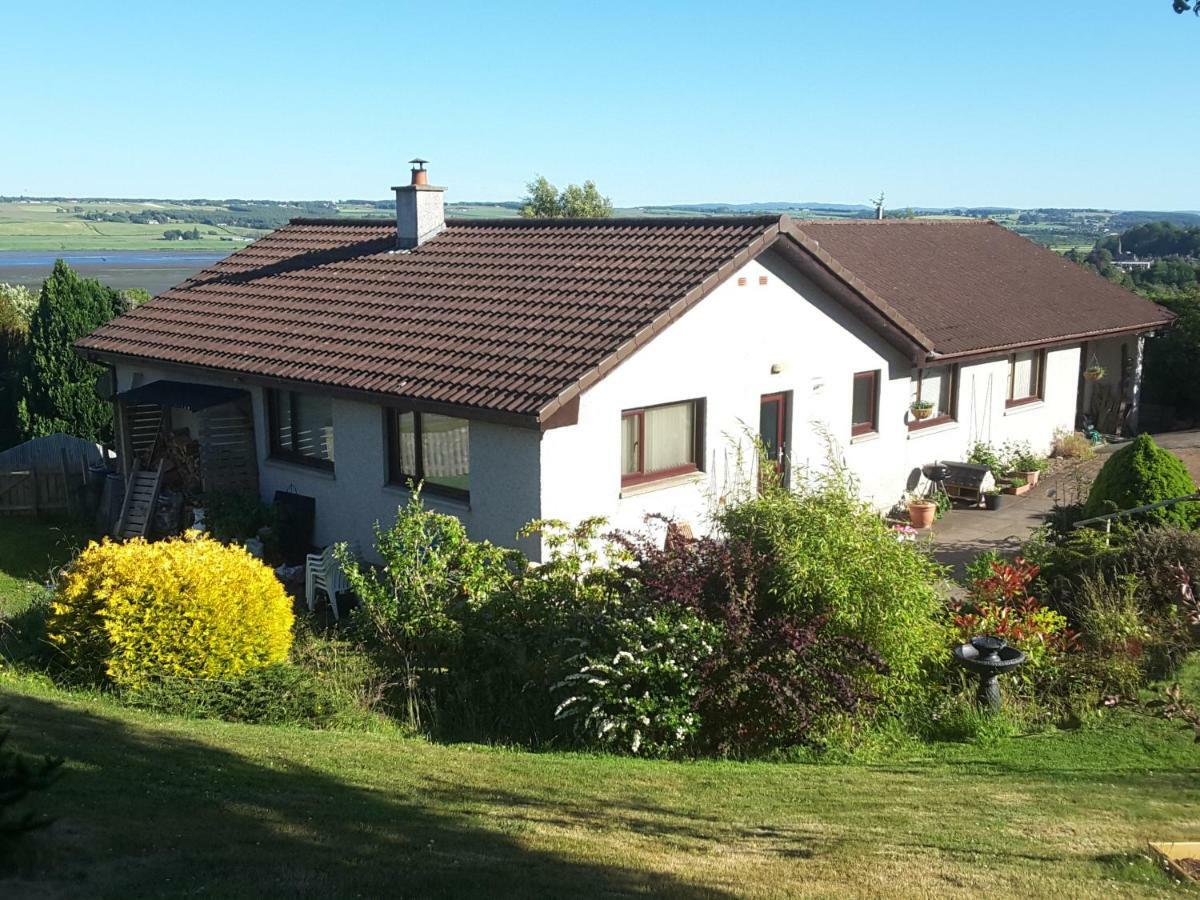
[553,609,719,756]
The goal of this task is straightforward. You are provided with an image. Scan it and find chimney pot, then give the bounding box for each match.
[392,158,445,250]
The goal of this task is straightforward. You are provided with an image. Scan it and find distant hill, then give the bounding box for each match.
[1,195,1198,254]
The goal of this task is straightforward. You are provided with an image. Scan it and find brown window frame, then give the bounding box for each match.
[266,388,335,471]
[620,398,705,488]
[908,364,959,431]
[851,370,880,437]
[1006,349,1046,408]
[385,408,470,501]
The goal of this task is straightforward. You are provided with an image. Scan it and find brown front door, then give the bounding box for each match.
[759,392,789,486]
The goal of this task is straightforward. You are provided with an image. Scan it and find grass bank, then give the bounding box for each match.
[1,668,1198,898]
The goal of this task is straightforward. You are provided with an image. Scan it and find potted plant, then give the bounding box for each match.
[907,493,937,528]
[1002,441,1048,487]
[910,399,935,421]
[1083,364,1106,382]
[1003,475,1030,496]
[983,488,1004,510]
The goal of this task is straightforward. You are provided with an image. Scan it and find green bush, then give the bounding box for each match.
[48,534,294,687]
[1082,434,1199,528]
[200,491,276,543]
[338,490,518,730]
[716,465,950,708]
[123,664,326,725]
[120,628,387,729]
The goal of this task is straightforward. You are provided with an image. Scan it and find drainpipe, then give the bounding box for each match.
[1128,335,1145,434]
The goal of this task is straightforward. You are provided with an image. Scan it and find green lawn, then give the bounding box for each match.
[1,521,1198,896]
[0,669,1196,897]
[0,516,93,616]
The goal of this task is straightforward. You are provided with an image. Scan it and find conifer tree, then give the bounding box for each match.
[18,260,121,444]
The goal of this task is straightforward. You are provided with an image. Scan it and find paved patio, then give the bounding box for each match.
[927,429,1200,579]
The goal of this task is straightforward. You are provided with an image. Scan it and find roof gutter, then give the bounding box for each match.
[925,316,1177,365]
[73,346,543,430]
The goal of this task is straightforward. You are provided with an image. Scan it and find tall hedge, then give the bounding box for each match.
[18,260,121,444]
[1083,434,1199,528]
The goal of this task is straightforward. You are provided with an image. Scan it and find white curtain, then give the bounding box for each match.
[924,367,946,416]
[644,402,695,472]
[394,411,417,476]
[421,414,469,478]
[621,415,639,474]
[1010,352,1036,399]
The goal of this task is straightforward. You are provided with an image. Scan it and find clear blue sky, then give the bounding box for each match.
[4,1,1197,209]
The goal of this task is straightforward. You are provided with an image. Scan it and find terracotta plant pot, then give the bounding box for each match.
[1019,470,1040,487]
[1003,482,1031,496]
[908,500,937,529]
[910,406,934,421]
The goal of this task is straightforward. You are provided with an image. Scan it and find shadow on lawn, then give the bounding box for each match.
[2,693,737,899]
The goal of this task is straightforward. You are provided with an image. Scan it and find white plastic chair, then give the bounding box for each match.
[305,541,360,621]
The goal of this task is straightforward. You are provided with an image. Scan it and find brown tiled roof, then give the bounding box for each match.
[77,217,782,424]
[77,214,1172,425]
[790,219,1175,359]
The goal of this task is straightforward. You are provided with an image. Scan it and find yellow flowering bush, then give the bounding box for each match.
[48,532,294,687]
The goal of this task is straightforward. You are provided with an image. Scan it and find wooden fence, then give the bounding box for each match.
[0,449,93,517]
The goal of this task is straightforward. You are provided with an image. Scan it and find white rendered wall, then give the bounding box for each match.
[112,364,542,559]
[539,248,1087,538]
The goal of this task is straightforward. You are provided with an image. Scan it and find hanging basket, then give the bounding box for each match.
[910,403,934,421]
[1083,366,1106,382]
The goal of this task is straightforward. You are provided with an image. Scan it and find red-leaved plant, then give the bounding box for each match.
[953,557,1080,658]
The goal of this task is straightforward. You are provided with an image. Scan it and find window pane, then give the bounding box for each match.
[293,392,334,461]
[759,398,781,455]
[621,414,640,475]
[644,402,695,472]
[421,413,469,493]
[1011,352,1035,398]
[392,411,417,480]
[922,368,944,416]
[852,375,874,428]
[273,390,295,452]
[937,368,953,416]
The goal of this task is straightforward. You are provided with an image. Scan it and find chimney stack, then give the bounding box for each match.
[393,158,445,249]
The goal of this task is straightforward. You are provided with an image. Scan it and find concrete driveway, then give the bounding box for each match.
[928,429,1200,579]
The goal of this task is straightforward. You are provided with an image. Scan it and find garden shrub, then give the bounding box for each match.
[48,533,293,687]
[618,525,886,756]
[552,603,718,756]
[953,557,1078,677]
[1052,428,1095,460]
[123,664,325,725]
[122,627,388,730]
[200,490,276,544]
[1082,434,1199,528]
[716,466,949,707]
[338,490,518,730]
[967,441,1004,477]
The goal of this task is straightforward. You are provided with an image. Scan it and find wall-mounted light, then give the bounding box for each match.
[770,362,785,374]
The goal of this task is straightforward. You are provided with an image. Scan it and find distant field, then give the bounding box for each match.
[0,201,265,252]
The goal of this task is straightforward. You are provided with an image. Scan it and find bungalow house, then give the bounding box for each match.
[75,164,1174,559]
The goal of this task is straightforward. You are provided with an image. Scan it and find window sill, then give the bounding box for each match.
[850,430,880,445]
[620,470,704,499]
[264,457,336,480]
[382,482,470,512]
[907,419,959,440]
[1004,400,1045,416]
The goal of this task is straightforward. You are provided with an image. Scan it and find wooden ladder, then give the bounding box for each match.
[115,458,164,540]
